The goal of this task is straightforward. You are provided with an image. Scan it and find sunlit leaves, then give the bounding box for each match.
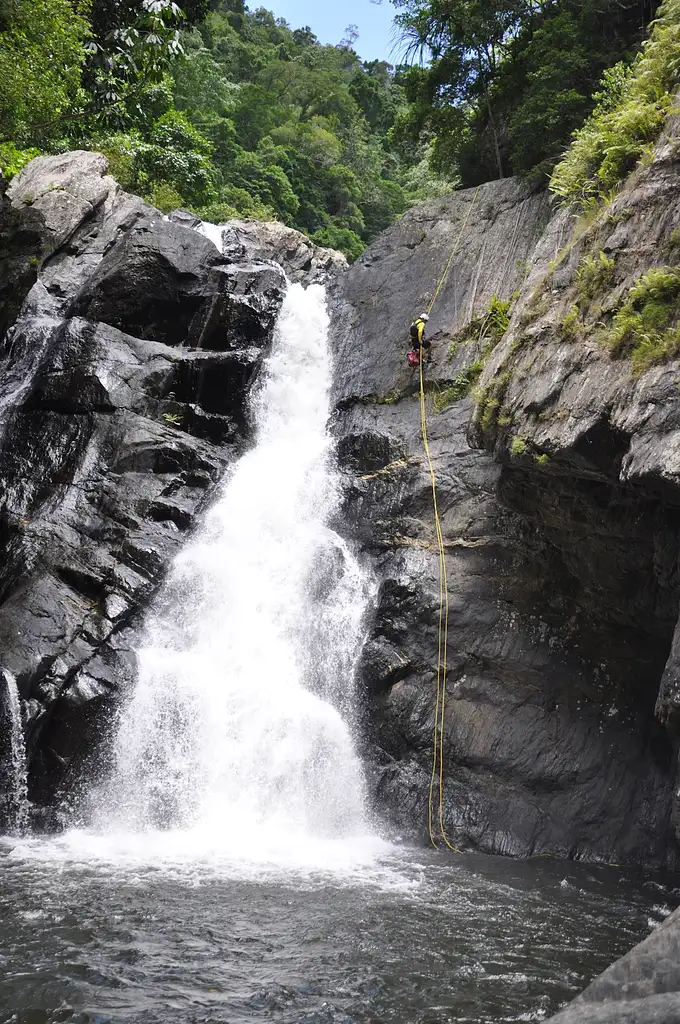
[0,0,90,144]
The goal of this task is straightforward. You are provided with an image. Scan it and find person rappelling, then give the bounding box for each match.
[407,313,432,367]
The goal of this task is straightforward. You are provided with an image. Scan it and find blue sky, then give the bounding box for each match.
[261,1,401,63]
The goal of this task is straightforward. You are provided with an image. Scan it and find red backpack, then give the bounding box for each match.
[407,350,420,368]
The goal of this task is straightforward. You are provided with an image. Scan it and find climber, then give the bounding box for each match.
[407,313,432,367]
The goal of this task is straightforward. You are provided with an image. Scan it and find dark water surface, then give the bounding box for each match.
[0,839,677,1024]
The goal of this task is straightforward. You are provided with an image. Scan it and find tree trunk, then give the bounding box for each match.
[482,75,504,180]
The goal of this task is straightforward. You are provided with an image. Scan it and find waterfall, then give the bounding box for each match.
[1,670,29,835]
[197,221,224,251]
[89,283,375,861]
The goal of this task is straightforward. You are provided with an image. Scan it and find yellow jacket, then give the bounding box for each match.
[411,318,427,344]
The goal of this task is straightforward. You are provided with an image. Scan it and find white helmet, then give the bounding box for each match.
[420,313,430,322]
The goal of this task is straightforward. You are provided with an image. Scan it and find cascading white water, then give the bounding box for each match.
[85,282,377,867]
[2,670,29,835]
[197,221,224,251]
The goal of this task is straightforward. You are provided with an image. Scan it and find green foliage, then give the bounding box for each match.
[138,110,217,204]
[1,2,438,257]
[95,132,138,190]
[550,0,680,206]
[148,181,186,212]
[535,453,551,465]
[433,360,484,410]
[393,0,657,186]
[473,370,512,433]
[95,111,217,207]
[480,294,514,346]
[575,250,615,309]
[450,294,514,359]
[667,226,680,259]
[605,265,680,374]
[168,7,423,253]
[86,0,186,128]
[561,305,581,339]
[0,142,40,179]
[312,227,365,261]
[510,435,528,457]
[0,0,90,146]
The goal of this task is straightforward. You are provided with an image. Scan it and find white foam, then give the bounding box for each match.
[197,220,225,252]
[2,670,28,833]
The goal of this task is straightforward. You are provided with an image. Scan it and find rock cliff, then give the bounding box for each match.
[2,140,680,884]
[330,139,680,869]
[0,152,314,822]
[1,141,680,1023]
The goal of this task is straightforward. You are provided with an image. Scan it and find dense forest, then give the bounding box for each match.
[0,0,453,258]
[0,0,678,257]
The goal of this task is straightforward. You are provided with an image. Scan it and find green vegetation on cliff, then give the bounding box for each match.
[550,0,680,206]
[606,266,680,374]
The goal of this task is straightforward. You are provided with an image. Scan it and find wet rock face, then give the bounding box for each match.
[467,111,680,864]
[0,177,44,341]
[182,216,348,286]
[330,173,680,869]
[0,152,288,819]
[548,904,680,1023]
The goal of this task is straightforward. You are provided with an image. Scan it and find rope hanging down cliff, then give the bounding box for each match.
[420,187,479,852]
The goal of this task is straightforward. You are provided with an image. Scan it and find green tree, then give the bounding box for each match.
[0,0,90,145]
[393,0,658,185]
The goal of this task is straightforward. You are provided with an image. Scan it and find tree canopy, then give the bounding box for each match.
[392,0,659,186]
[0,0,674,255]
[0,0,455,258]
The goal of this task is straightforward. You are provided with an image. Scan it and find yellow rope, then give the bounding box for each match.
[421,187,479,852]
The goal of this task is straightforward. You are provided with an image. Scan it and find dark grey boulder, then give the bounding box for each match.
[168,208,202,230]
[0,177,44,339]
[6,151,113,254]
[549,906,680,1023]
[206,217,347,285]
[73,217,285,349]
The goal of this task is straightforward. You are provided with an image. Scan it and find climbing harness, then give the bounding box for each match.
[419,187,479,853]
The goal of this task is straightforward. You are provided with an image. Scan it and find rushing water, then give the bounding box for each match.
[81,282,373,860]
[1,279,679,1024]
[0,844,678,1024]
[1,670,28,835]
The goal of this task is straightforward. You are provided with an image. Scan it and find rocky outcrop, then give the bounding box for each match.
[0,152,288,821]
[195,217,347,285]
[549,904,680,1023]
[0,176,43,341]
[469,112,680,864]
[330,162,680,868]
